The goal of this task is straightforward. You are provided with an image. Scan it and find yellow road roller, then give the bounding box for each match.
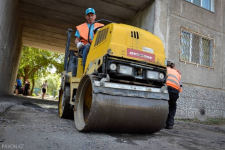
[58,20,169,133]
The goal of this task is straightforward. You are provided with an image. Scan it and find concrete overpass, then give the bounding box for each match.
[0,0,155,95]
[21,0,154,53]
[1,0,225,119]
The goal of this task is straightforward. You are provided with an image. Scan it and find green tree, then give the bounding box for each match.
[17,46,64,95]
[29,71,40,96]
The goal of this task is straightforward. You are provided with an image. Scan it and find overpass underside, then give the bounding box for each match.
[0,0,155,95]
[21,0,154,53]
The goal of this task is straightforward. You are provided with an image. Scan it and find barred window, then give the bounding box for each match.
[186,0,214,12]
[180,28,214,67]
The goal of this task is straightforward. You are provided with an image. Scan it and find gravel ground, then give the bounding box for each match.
[0,96,225,150]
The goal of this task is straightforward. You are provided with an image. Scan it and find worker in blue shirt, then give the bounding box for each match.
[74,8,103,68]
[16,77,22,95]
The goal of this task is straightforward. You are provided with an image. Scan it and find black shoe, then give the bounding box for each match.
[165,125,173,129]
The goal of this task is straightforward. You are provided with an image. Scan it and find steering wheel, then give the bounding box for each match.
[88,19,114,44]
[93,26,104,34]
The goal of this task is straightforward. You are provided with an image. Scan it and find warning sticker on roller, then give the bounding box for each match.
[127,48,155,62]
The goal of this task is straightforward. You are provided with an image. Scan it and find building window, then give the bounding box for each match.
[180,28,214,68]
[186,0,214,12]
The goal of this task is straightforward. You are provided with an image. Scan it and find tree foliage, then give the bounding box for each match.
[17,46,64,95]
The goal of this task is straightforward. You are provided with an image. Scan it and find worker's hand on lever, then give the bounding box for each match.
[77,42,84,49]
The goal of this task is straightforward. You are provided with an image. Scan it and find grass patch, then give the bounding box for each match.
[176,118,225,125]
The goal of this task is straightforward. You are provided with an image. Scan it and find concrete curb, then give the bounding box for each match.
[0,102,16,113]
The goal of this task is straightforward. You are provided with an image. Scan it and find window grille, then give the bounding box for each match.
[180,28,214,68]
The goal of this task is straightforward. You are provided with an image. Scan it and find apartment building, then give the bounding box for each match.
[128,0,225,118]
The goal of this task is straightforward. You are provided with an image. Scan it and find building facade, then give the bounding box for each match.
[127,0,225,119]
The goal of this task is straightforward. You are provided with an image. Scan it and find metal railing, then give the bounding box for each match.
[179,27,215,68]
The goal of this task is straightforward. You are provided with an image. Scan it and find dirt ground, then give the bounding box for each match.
[0,96,225,150]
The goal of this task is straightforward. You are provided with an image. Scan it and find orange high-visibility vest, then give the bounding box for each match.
[166,67,182,92]
[175,68,181,75]
[76,23,104,45]
[174,68,182,92]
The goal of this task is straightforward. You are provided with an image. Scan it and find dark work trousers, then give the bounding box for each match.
[81,43,91,68]
[24,88,29,96]
[166,86,179,126]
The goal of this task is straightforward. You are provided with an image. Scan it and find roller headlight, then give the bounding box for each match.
[146,70,159,80]
[110,63,117,71]
[146,71,165,80]
[159,73,164,79]
[118,65,133,75]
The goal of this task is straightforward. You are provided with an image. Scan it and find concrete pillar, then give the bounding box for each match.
[0,0,22,95]
[126,2,155,33]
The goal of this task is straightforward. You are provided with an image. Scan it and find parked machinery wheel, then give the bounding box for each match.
[58,85,73,119]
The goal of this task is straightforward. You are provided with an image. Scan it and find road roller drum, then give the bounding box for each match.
[74,75,168,133]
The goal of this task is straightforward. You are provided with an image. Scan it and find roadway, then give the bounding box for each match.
[0,96,224,150]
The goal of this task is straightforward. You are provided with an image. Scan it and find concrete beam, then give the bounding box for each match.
[19,2,85,25]
[59,0,135,19]
[21,20,69,35]
[20,12,76,31]
[22,28,76,43]
[20,0,124,22]
[22,31,76,49]
[22,26,71,41]
[22,26,77,53]
[18,0,155,57]
[100,0,154,11]
[22,36,77,51]
[23,40,65,53]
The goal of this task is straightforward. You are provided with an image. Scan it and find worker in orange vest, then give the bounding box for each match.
[165,60,182,129]
[75,8,104,68]
[174,67,182,93]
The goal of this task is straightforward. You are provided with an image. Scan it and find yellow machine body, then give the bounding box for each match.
[85,23,166,73]
[58,23,169,133]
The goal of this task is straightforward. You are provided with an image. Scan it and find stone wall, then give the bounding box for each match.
[0,0,22,95]
[177,84,225,119]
